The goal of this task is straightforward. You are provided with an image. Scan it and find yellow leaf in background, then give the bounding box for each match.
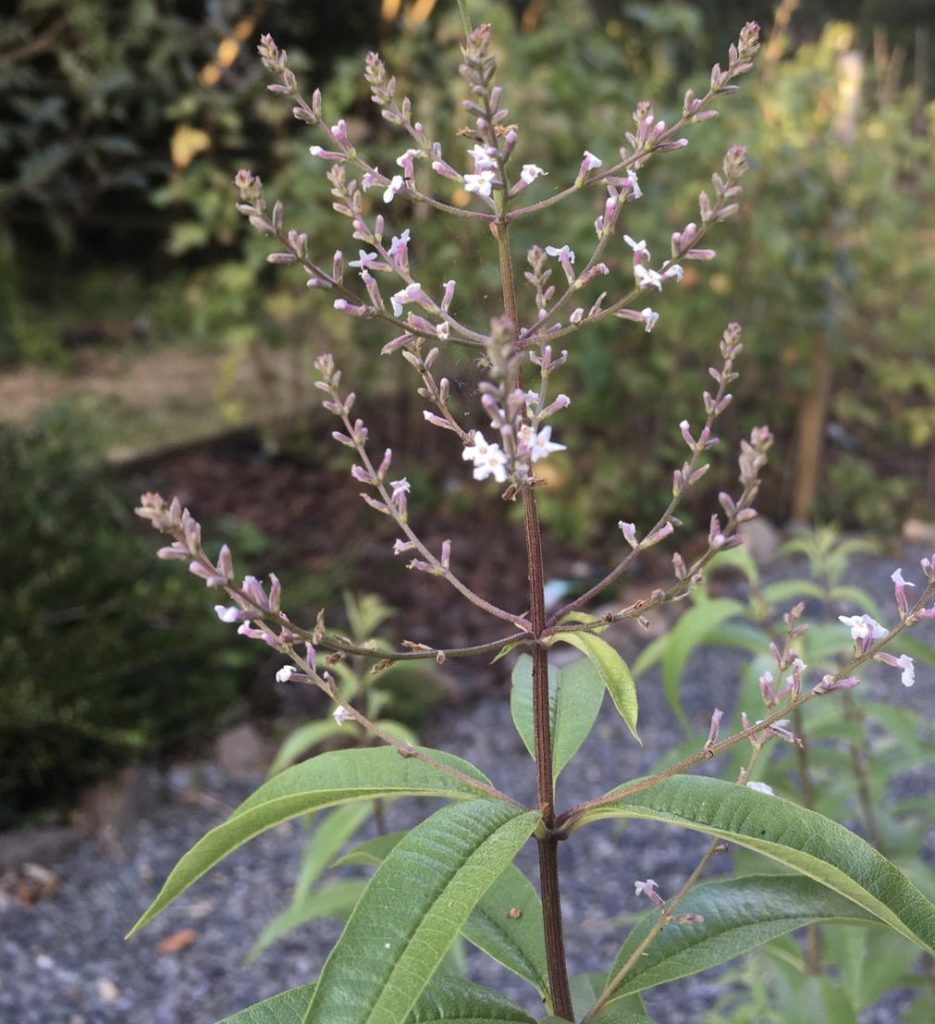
[198,64,221,87]
[535,459,566,489]
[709,272,732,296]
[405,0,438,23]
[170,124,211,169]
[216,37,241,70]
[233,17,254,41]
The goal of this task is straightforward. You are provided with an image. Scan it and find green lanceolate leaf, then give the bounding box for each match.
[406,975,536,1022]
[268,719,361,776]
[492,639,525,664]
[461,864,549,997]
[632,598,744,732]
[569,974,648,1020]
[304,800,540,1024]
[128,747,495,936]
[548,633,639,743]
[216,976,535,1024]
[572,775,935,952]
[332,829,407,868]
[333,830,549,996]
[246,880,368,964]
[589,1006,657,1024]
[216,985,317,1023]
[758,578,826,609]
[510,653,605,780]
[603,875,875,998]
[294,802,373,901]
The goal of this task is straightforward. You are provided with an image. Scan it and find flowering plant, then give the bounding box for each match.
[129,8,935,1023]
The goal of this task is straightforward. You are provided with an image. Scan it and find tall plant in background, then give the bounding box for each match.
[131,8,935,1023]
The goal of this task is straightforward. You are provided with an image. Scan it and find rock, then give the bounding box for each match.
[902,519,935,546]
[0,827,81,873]
[213,723,270,778]
[73,765,163,855]
[739,516,783,565]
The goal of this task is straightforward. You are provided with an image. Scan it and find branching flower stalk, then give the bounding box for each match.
[130,12,935,1024]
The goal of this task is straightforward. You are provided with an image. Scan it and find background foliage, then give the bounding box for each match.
[2,0,934,823]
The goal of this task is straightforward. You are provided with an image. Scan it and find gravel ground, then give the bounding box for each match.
[2,543,934,1024]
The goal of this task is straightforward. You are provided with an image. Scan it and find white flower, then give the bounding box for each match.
[634,265,664,291]
[464,170,496,197]
[214,605,241,623]
[624,235,651,260]
[462,432,508,483]
[333,705,353,726]
[626,169,642,199]
[349,249,379,272]
[467,144,498,170]
[390,281,423,317]
[388,229,411,260]
[396,147,422,167]
[523,425,566,462]
[633,878,658,897]
[746,781,775,796]
[640,307,659,332]
[383,174,404,203]
[520,163,547,184]
[545,244,575,264]
[838,614,887,642]
[662,262,684,281]
[895,653,915,687]
[275,665,296,683]
[581,150,603,170]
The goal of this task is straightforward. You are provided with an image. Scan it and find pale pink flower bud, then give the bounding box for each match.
[431,159,461,180]
[308,145,344,161]
[644,521,674,547]
[157,543,189,561]
[759,671,774,705]
[814,673,860,694]
[618,521,639,548]
[704,707,723,749]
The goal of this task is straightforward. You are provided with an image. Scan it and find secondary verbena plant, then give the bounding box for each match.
[130,8,935,1023]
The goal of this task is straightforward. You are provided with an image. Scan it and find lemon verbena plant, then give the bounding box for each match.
[131,8,935,1024]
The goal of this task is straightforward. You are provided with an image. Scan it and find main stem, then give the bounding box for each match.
[493,185,574,1019]
[525,491,574,1019]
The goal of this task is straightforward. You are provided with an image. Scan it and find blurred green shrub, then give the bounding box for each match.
[4,2,933,534]
[0,407,256,828]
